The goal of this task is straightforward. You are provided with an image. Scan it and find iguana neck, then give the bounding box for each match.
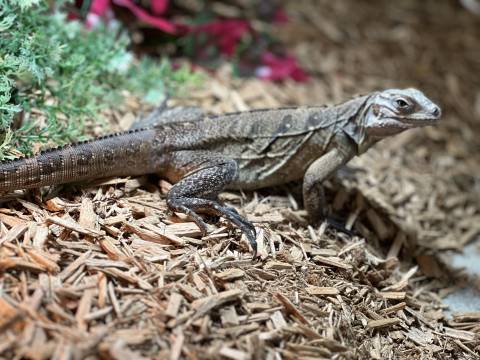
[340,93,380,154]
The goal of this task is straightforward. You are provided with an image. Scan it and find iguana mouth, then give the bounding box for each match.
[408,104,441,123]
[403,118,439,125]
[400,110,441,126]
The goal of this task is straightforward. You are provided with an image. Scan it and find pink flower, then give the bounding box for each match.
[78,2,306,82]
[256,52,309,82]
[90,0,110,15]
[150,0,169,15]
[85,0,112,28]
[193,20,252,56]
[273,9,289,24]
[85,0,184,33]
[82,2,250,53]
[113,0,185,34]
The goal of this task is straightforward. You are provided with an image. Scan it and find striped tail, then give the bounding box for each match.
[0,128,158,192]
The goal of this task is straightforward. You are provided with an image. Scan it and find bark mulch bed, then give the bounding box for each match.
[1,1,479,359]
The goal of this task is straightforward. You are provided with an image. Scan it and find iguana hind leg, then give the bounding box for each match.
[165,151,257,256]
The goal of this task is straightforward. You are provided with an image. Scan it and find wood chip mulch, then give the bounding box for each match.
[1,1,479,359]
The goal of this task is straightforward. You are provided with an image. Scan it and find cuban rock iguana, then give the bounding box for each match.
[0,88,441,256]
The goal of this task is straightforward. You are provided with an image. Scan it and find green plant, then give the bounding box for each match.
[0,0,200,159]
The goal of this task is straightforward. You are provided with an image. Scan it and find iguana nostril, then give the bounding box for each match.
[432,106,441,117]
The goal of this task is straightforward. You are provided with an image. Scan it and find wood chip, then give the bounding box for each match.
[46,216,104,237]
[98,236,124,260]
[380,291,406,300]
[0,257,46,273]
[219,347,249,360]
[264,261,293,271]
[381,302,406,315]
[25,248,60,273]
[123,221,185,246]
[191,289,243,319]
[306,286,339,296]
[274,292,309,325]
[367,317,401,329]
[442,327,476,341]
[0,223,28,246]
[169,329,184,360]
[214,268,245,281]
[312,256,352,270]
[165,292,183,318]
[0,213,27,227]
[0,297,23,331]
[453,312,480,322]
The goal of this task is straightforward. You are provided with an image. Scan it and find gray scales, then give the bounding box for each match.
[0,89,441,256]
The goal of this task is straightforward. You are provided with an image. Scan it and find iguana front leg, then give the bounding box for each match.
[303,147,353,222]
[164,151,257,256]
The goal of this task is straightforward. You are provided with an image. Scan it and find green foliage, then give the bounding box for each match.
[0,0,199,159]
[124,58,202,105]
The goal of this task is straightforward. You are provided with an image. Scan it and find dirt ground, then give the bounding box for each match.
[0,0,479,359]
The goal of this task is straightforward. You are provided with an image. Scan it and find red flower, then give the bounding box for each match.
[113,0,185,34]
[256,52,309,82]
[150,0,169,15]
[90,0,110,15]
[273,9,289,24]
[84,0,111,28]
[85,0,184,33]
[78,2,306,82]
[192,20,252,56]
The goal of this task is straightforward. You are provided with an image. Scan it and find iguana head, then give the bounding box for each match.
[363,88,441,138]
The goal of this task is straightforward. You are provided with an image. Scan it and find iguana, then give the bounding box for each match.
[0,89,441,256]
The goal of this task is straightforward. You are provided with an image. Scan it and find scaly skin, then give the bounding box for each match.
[0,89,441,256]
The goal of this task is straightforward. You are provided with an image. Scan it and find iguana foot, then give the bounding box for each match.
[326,215,356,236]
[167,197,257,257]
[172,204,210,237]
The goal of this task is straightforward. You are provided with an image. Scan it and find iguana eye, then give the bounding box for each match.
[395,98,410,108]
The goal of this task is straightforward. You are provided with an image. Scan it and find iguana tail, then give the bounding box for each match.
[0,128,158,192]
